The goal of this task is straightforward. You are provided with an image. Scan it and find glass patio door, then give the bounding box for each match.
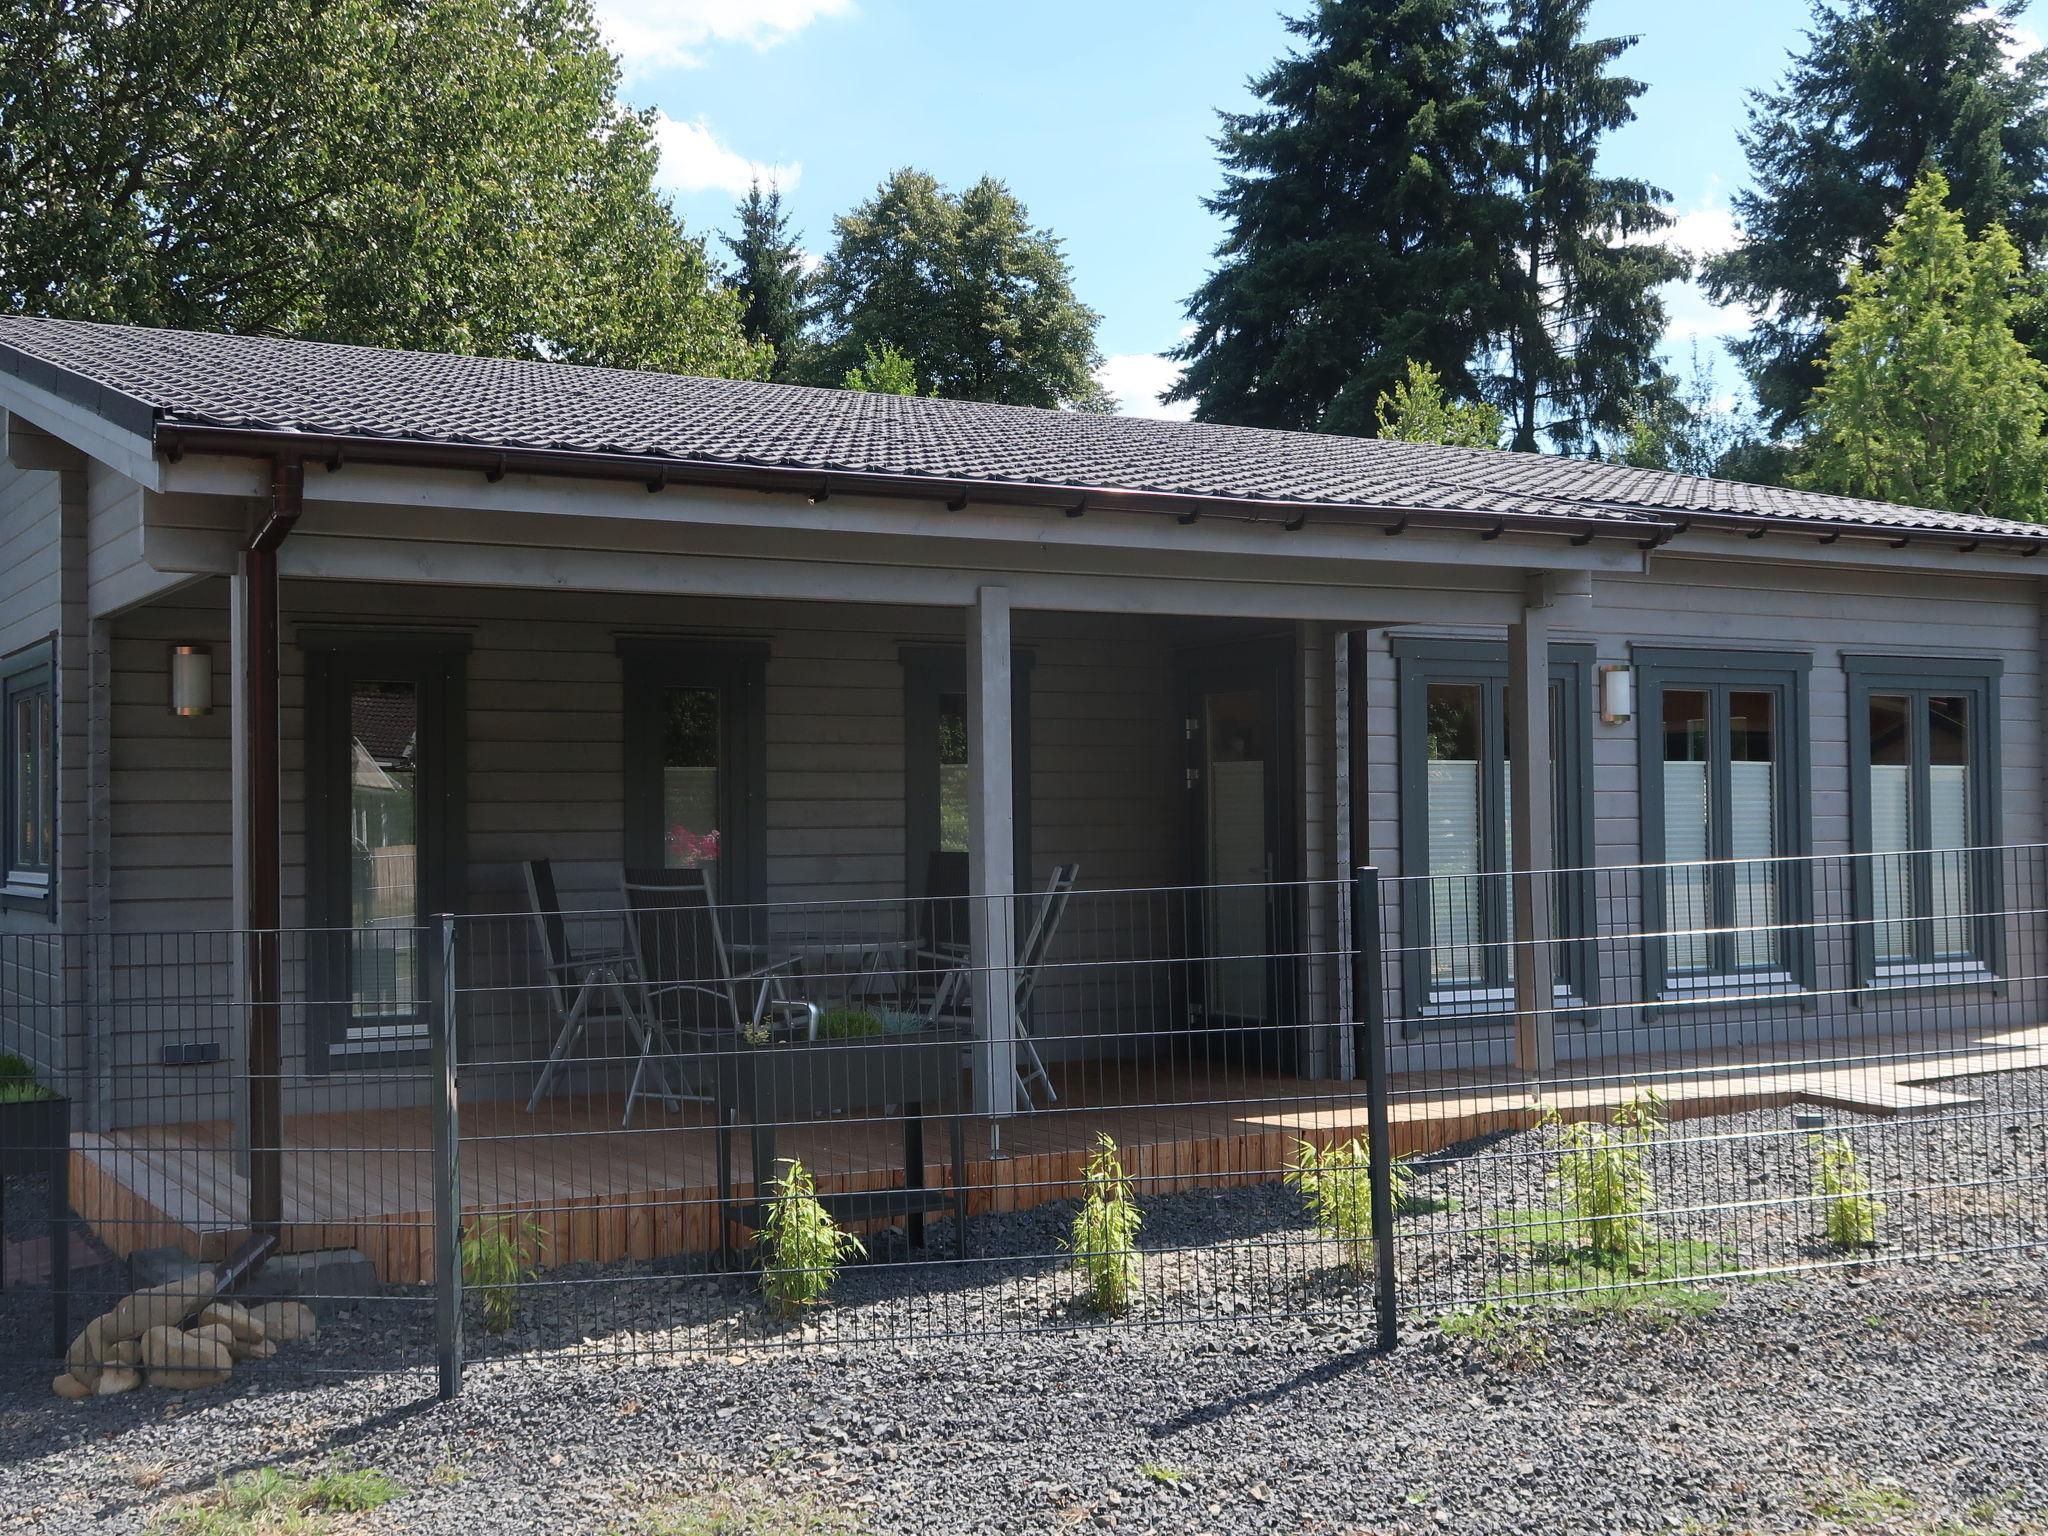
[1179,641,1298,1072]
[306,643,463,1068]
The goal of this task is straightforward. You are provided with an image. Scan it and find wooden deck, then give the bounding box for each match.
[71,1026,2048,1284]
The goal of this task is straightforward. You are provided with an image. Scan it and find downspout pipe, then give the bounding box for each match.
[224,456,302,1292]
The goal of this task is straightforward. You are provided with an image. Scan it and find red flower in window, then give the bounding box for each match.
[666,825,721,865]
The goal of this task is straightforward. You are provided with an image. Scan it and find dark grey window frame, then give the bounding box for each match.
[1843,654,2004,982]
[1633,646,1814,998]
[1393,636,1597,1031]
[619,637,770,910]
[302,629,470,1072]
[1,638,56,915]
[900,645,1033,896]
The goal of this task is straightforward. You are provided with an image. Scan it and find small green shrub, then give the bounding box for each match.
[1811,1133,1883,1250]
[1286,1135,1411,1274]
[1066,1132,1143,1314]
[0,1052,50,1103]
[1543,1089,1664,1263]
[817,1007,884,1040]
[757,1157,864,1317]
[460,1214,546,1335]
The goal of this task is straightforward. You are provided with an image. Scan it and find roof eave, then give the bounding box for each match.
[154,420,1676,545]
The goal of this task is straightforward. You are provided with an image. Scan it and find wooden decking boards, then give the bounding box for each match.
[69,1026,2048,1285]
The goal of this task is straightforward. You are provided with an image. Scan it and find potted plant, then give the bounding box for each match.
[0,1053,69,1180]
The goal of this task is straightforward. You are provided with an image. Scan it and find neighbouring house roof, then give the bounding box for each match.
[0,314,2043,551]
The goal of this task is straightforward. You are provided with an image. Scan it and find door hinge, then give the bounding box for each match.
[1183,716,1199,741]
[1185,766,1201,789]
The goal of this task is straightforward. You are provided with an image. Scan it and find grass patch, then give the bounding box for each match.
[1138,1463,1185,1488]
[1809,1478,1919,1525]
[148,1466,403,1535]
[1483,1204,1728,1316]
[622,1489,871,1535]
[1436,1300,1552,1364]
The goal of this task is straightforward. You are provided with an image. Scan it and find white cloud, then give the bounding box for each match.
[651,113,800,197]
[595,0,853,74]
[1968,6,2044,69]
[1096,353,1194,420]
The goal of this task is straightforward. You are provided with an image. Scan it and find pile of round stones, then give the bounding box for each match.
[50,1269,316,1398]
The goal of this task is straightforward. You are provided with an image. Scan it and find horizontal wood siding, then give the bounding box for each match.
[95,580,1186,1123]
[1363,555,2043,1068]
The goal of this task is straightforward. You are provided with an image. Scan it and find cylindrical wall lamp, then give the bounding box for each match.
[1599,663,1633,725]
[168,644,214,717]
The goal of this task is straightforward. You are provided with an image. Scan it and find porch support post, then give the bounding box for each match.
[238,460,301,1234]
[966,585,1018,1118]
[1507,574,1557,1076]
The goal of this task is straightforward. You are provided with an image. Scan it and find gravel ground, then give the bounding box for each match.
[3,1261,2047,1535]
[3,1072,2044,1533]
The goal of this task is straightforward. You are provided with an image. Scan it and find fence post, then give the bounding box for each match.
[1351,866,1398,1352]
[431,913,463,1400]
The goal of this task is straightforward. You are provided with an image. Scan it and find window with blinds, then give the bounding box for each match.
[1396,638,1594,1020]
[1846,658,2000,977]
[1634,650,1811,993]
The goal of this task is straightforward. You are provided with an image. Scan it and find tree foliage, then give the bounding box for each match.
[807,168,1103,407]
[0,0,766,377]
[1620,344,1754,478]
[1797,171,2048,520]
[722,181,813,380]
[1375,360,1504,447]
[1172,0,1677,447]
[1479,0,1687,452]
[841,342,926,396]
[1167,0,1500,434]
[1703,0,2048,434]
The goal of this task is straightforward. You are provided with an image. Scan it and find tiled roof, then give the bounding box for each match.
[0,315,2041,543]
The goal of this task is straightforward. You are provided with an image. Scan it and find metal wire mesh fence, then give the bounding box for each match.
[4,849,2044,1397]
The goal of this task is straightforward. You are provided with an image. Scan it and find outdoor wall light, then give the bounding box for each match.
[1599,663,1633,725]
[168,643,214,717]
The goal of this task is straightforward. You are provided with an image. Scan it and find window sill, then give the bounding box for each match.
[1655,970,1806,1005]
[1867,960,1999,991]
[0,877,53,913]
[1420,984,1583,1023]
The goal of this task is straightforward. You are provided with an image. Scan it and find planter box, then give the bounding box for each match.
[717,1029,964,1121]
[0,1092,69,1180]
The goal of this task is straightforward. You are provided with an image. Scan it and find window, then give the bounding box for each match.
[621,640,767,908]
[1394,638,1595,1022]
[901,647,1032,896]
[1634,649,1812,994]
[1845,657,2002,979]
[3,644,54,908]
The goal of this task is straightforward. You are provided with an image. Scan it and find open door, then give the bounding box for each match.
[1178,639,1299,1074]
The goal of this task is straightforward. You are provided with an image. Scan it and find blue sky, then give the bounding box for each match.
[599,1,2048,417]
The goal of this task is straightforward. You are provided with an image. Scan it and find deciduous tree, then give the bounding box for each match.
[808,169,1102,408]
[0,0,765,377]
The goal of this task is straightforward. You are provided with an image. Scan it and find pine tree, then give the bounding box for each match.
[1167,0,1502,434]
[721,182,812,380]
[1704,0,2048,434]
[1798,170,2048,520]
[1479,0,1686,453]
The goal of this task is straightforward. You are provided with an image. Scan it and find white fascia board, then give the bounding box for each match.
[0,377,159,489]
[276,528,1532,625]
[283,459,1650,576]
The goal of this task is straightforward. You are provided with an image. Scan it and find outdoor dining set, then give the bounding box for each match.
[517,855,1079,1256]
